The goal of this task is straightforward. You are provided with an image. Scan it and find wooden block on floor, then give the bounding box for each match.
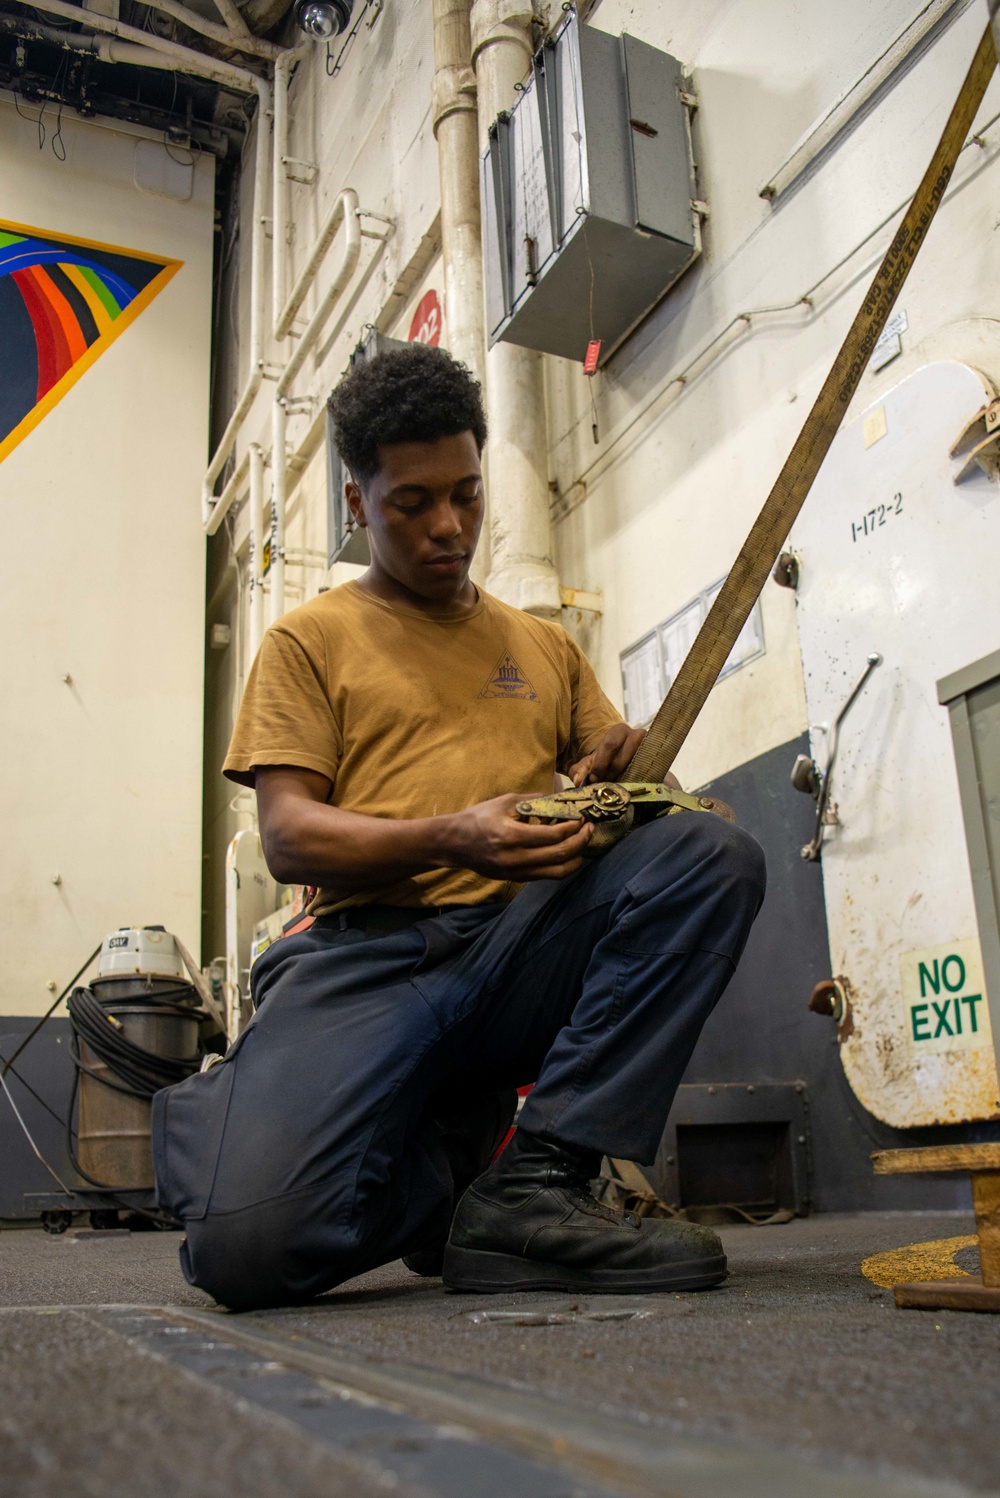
[894,1277,1000,1312]
[872,1143,1000,1174]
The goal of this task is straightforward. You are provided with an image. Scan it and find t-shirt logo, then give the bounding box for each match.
[479,650,538,702]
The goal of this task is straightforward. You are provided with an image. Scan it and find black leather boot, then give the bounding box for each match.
[443,1128,727,1293]
[403,1089,519,1277]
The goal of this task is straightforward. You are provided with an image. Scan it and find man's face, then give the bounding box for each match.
[346,430,484,603]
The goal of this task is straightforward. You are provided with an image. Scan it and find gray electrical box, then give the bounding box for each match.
[481,11,700,367]
[326,328,408,567]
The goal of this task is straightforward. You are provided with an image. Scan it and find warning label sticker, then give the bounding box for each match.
[900,938,993,1054]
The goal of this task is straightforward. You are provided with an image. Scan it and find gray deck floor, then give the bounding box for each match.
[1,1211,996,1498]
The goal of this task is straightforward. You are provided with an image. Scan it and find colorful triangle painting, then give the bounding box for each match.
[0,217,182,465]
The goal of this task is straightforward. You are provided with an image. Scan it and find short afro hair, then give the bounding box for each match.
[328,342,487,487]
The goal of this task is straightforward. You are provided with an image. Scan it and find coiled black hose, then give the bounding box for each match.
[67,987,201,1099]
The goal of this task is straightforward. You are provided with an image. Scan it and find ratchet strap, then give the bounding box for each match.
[626,22,997,785]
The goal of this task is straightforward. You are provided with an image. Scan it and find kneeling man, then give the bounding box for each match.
[153,344,765,1310]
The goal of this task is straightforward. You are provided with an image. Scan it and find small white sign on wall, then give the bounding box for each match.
[900,938,993,1055]
[869,309,907,373]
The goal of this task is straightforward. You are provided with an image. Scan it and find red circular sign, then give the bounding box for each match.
[408,289,442,347]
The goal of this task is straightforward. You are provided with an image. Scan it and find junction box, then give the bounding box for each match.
[481,11,701,366]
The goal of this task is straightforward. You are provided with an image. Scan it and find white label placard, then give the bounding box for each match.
[870,309,907,372]
[899,937,993,1054]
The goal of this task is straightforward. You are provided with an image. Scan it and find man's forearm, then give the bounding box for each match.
[254,766,591,891]
[261,796,457,891]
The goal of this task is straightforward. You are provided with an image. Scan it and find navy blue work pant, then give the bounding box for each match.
[153,812,765,1309]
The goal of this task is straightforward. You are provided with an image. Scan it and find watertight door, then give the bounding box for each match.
[789,359,1000,1128]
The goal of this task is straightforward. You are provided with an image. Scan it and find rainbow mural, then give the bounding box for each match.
[0,218,182,465]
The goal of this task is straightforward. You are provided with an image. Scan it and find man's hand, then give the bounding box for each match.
[568,723,646,787]
[442,794,592,881]
[567,723,682,791]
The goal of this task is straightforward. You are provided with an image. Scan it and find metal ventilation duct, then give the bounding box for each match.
[480,11,701,367]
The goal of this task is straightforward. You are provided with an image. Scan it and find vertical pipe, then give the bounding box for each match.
[203,77,272,527]
[272,42,312,343]
[270,398,287,623]
[471,0,560,618]
[248,442,265,656]
[432,0,486,384]
[433,0,490,585]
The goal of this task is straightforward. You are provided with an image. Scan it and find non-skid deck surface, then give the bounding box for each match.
[0,1212,995,1497]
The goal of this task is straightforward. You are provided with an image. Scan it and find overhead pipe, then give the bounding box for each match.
[272,41,313,339]
[0,13,103,53]
[128,0,281,61]
[470,0,560,618]
[94,36,264,89]
[212,0,252,38]
[13,0,269,89]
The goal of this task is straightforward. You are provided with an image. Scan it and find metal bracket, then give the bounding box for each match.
[559,585,603,616]
[282,154,318,185]
[356,207,395,241]
[951,397,1000,484]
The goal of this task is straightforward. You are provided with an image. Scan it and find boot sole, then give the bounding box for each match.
[442,1245,727,1294]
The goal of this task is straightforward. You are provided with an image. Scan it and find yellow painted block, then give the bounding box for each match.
[861,1234,977,1288]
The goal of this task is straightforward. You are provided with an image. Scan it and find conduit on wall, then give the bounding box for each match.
[555,103,1000,522]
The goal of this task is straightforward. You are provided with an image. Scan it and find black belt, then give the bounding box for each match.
[315,904,466,936]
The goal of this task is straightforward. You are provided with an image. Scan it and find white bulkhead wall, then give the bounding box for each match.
[207,0,1000,1133]
[0,100,213,1016]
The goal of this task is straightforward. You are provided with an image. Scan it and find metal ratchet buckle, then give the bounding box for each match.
[514,782,736,828]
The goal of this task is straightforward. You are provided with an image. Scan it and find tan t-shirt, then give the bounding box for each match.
[224,581,622,912]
